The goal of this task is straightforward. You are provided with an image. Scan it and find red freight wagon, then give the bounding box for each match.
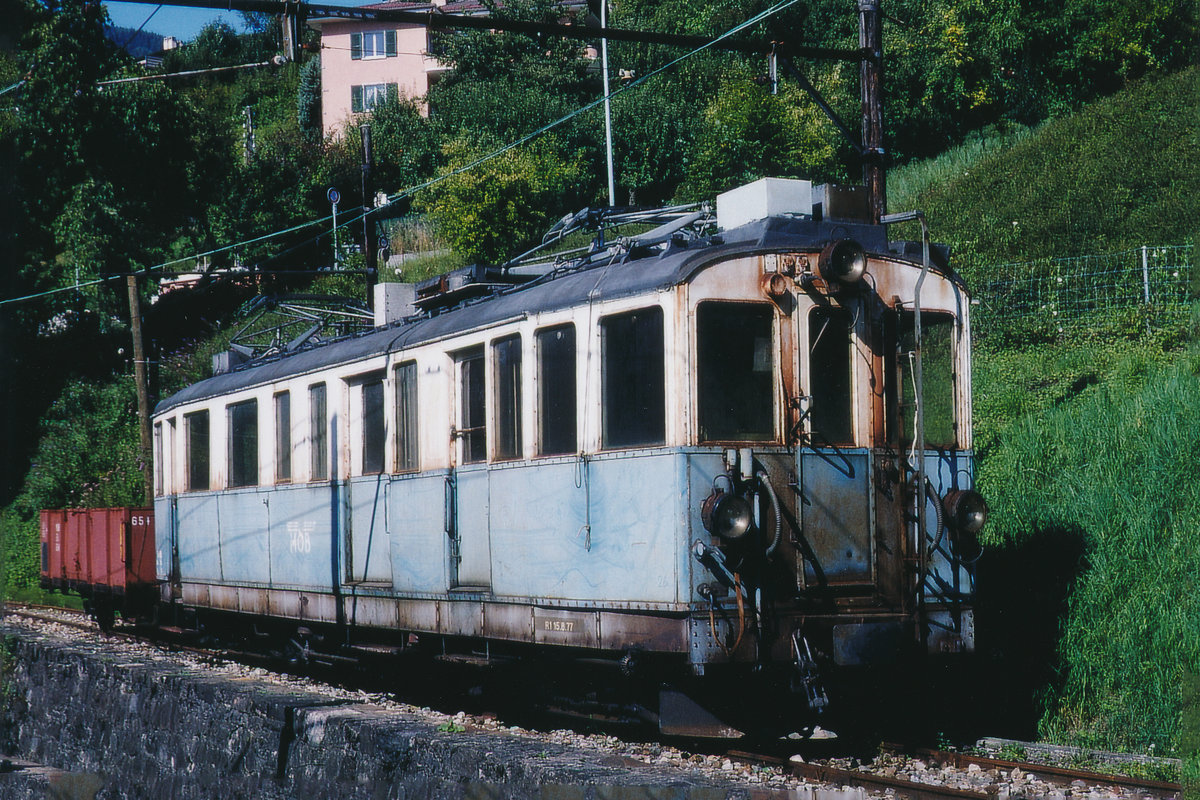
[38,508,156,627]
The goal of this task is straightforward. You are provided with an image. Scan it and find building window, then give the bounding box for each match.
[350,29,397,60]
[185,411,209,491]
[228,400,259,488]
[457,348,486,464]
[536,324,575,456]
[394,361,419,472]
[697,302,775,442]
[310,383,328,481]
[362,379,385,475]
[493,336,522,460]
[601,307,665,448]
[808,307,854,444]
[274,391,291,483]
[350,83,399,113]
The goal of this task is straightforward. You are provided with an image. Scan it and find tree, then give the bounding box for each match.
[681,78,840,199]
[417,136,586,264]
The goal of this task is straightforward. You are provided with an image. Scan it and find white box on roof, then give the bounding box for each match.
[717,177,813,230]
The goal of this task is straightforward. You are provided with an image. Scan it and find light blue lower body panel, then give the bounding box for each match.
[175,492,222,582]
[387,473,449,593]
[348,475,392,583]
[489,453,682,605]
[216,490,271,584]
[266,483,336,592]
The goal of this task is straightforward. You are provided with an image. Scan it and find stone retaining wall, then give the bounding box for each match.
[0,626,814,799]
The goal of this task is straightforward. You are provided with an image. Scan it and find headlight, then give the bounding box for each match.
[942,489,988,534]
[701,491,753,540]
[818,239,867,287]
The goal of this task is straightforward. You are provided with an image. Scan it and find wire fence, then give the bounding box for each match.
[974,244,1195,334]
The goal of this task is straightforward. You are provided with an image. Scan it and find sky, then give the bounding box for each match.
[103,1,368,43]
[104,3,249,42]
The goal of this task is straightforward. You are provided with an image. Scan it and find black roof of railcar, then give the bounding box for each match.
[154,215,900,415]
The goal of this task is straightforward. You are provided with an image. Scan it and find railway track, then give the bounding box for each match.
[729,745,1181,800]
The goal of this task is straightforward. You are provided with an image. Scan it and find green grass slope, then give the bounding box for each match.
[889,67,1199,278]
[888,69,1200,755]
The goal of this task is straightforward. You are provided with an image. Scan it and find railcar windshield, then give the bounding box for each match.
[898,311,957,448]
[696,302,775,442]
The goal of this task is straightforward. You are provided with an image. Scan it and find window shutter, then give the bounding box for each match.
[351,85,363,113]
[387,83,399,102]
[350,32,363,60]
[385,29,397,57]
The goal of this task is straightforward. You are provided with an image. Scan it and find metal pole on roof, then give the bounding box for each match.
[600,0,616,206]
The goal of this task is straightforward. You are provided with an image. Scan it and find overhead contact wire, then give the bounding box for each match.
[0,0,800,307]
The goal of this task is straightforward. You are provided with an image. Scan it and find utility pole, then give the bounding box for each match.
[360,123,376,306]
[126,274,153,504]
[859,0,885,223]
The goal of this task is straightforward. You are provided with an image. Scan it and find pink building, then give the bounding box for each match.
[308,0,589,138]
[308,1,466,137]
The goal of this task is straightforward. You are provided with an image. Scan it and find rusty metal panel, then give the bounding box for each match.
[127,509,156,587]
[394,598,440,632]
[64,510,89,585]
[208,584,239,611]
[532,608,598,647]
[40,510,66,586]
[269,589,302,618]
[180,582,210,607]
[306,592,337,622]
[486,602,535,642]
[599,611,687,653]
[237,587,268,616]
[440,599,484,637]
[346,594,398,628]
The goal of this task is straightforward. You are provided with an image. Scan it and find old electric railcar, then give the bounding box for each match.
[150,179,985,729]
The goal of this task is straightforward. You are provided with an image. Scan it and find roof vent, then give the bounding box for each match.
[373,282,417,327]
[717,177,812,230]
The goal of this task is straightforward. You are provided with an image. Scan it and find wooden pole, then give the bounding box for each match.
[127,274,153,504]
[859,0,885,223]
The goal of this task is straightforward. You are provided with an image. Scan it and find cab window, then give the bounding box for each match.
[697,302,775,442]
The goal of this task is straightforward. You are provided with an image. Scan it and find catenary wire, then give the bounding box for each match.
[0,0,802,307]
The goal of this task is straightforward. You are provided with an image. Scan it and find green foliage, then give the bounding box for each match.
[297,54,321,141]
[680,78,841,200]
[0,378,144,592]
[417,137,587,264]
[891,68,1200,279]
[977,345,1200,752]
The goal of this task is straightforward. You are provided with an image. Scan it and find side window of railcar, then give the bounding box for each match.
[898,312,957,448]
[697,303,775,442]
[185,410,210,491]
[274,391,291,483]
[601,307,665,448]
[361,378,386,474]
[807,307,855,444]
[456,348,487,464]
[153,422,163,496]
[493,335,522,460]
[536,324,576,456]
[394,361,419,472]
[310,383,329,480]
[227,399,259,488]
